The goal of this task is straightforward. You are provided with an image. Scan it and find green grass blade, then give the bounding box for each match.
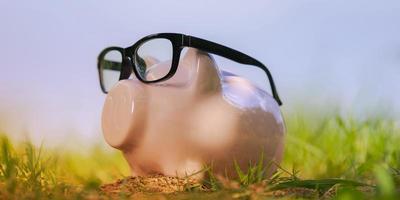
[270,178,372,193]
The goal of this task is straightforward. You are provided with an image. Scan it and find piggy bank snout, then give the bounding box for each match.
[101,80,147,149]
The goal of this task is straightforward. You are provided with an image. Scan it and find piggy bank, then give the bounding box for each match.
[101,48,285,179]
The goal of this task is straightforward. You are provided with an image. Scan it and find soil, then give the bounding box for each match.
[100,175,203,196]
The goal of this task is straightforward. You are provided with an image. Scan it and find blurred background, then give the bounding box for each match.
[0,0,399,146]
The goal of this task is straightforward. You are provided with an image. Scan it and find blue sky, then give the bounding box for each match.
[0,0,399,144]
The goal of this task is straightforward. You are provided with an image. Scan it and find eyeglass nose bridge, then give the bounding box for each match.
[119,57,133,80]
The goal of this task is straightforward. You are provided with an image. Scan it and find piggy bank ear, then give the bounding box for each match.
[142,56,159,67]
[143,48,222,94]
[180,48,222,95]
[146,48,199,87]
[141,57,170,82]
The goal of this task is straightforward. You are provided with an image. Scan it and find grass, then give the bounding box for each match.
[0,111,399,199]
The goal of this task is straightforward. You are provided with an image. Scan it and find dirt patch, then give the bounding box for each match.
[100,175,202,196]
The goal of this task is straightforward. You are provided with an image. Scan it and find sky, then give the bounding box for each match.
[0,0,399,145]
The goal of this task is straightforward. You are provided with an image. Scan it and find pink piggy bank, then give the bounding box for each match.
[101,48,285,179]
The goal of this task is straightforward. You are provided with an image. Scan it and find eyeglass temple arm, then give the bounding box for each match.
[186,36,282,106]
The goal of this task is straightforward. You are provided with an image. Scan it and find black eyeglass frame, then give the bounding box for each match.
[97,33,282,106]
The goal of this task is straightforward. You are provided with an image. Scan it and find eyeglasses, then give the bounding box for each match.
[97,33,282,106]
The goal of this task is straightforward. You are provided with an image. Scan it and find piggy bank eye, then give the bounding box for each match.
[99,49,123,93]
[134,38,173,82]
